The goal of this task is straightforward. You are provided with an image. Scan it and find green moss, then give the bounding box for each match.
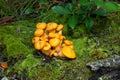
[73,37,87,57]
[21,54,39,69]
[2,34,31,58]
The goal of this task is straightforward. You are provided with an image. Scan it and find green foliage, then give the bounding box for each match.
[85,17,94,31]
[51,0,119,30]
[68,16,78,29]
[25,8,35,15]
[0,0,38,19]
[52,6,70,14]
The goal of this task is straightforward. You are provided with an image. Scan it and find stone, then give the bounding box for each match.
[87,55,120,80]
[86,55,120,71]
[1,77,8,80]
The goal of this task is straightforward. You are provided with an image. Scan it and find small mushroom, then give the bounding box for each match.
[49,38,60,47]
[56,24,64,31]
[46,23,55,32]
[36,22,46,29]
[54,33,60,39]
[51,22,58,29]
[64,40,73,46]
[32,37,40,44]
[0,62,8,69]
[34,41,46,50]
[43,42,51,51]
[48,32,56,38]
[34,29,44,37]
[60,35,66,40]
[62,46,76,59]
[40,35,48,41]
[48,32,60,39]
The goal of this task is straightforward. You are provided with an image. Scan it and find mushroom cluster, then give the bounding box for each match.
[32,22,76,59]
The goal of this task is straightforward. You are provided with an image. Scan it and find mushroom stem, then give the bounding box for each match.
[42,50,51,56]
[58,51,65,58]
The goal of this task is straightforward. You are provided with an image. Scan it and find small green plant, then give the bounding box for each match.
[51,0,119,31]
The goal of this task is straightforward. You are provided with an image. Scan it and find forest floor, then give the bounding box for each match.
[0,14,120,80]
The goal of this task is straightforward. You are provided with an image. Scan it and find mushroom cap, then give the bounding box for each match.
[34,29,44,37]
[64,40,73,46]
[32,37,40,44]
[36,22,46,29]
[40,35,48,41]
[43,42,51,51]
[49,38,60,47]
[62,43,74,49]
[60,35,66,40]
[0,62,8,69]
[51,22,58,29]
[46,23,55,31]
[48,32,56,38]
[34,41,46,50]
[69,45,74,49]
[62,46,76,59]
[62,43,66,47]
[54,33,60,39]
[56,24,64,31]
[48,33,60,39]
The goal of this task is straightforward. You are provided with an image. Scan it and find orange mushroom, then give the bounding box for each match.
[49,38,60,47]
[60,35,66,40]
[56,24,64,31]
[46,23,55,31]
[32,22,76,59]
[51,22,58,29]
[34,29,44,37]
[48,32,56,38]
[48,33,60,39]
[36,22,46,29]
[54,33,60,39]
[62,46,76,59]
[32,37,40,44]
[0,62,8,69]
[43,42,51,51]
[34,41,46,50]
[64,40,73,46]
[40,35,48,41]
